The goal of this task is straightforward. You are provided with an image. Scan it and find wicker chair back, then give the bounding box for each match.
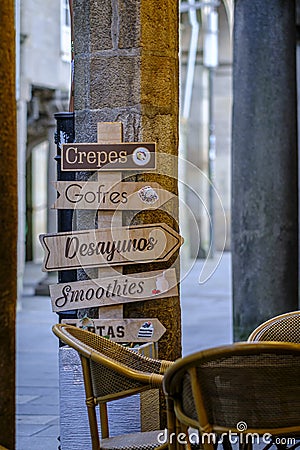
[163,342,300,450]
[248,310,300,343]
[52,323,171,450]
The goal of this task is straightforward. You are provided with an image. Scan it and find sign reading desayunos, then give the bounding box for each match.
[62,318,166,342]
[61,142,156,171]
[52,181,175,210]
[49,268,178,312]
[39,223,183,272]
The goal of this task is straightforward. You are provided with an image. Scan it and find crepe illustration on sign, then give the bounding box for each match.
[137,321,154,339]
[132,147,151,166]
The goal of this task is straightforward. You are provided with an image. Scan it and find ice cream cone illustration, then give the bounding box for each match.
[155,271,169,293]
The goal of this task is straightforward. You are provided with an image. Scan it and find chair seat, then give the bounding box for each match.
[101,430,166,450]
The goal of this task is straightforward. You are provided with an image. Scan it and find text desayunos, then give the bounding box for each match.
[64,236,158,262]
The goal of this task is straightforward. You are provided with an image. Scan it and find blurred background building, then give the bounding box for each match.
[16,0,71,295]
[16,0,233,295]
[180,1,232,258]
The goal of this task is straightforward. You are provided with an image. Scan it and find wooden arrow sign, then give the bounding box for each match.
[40,223,183,272]
[62,318,166,343]
[49,268,178,312]
[52,181,175,210]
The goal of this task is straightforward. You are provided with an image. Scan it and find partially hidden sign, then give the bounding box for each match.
[52,181,175,210]
[61,142,156,171]
[50,268,178,312]
[62,318,166,342]
[40,223,184,272]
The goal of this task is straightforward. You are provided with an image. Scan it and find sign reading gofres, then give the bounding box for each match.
[61,142,156,171]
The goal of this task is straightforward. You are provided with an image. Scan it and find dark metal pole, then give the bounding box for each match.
[54,112,77,320]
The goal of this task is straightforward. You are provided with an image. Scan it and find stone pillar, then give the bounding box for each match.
[17,98,28,303]
[73,0,181,360]
[35,123,58,296]
[232,0,298,340]
[0,1,17,448]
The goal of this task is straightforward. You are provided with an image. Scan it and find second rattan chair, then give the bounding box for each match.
[53,323,173,450]
[248,310,300,343]
[163,342,300,450]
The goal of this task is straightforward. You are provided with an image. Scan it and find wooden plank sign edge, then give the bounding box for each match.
[61,318,166,342]
[49,268,178,312]
[39,223,184,272]
[51,181,176,210]
[61,142,156,172]
[51,268,177,311]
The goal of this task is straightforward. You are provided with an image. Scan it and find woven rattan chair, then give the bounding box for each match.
[248,310,300,343]
[53,323,173,450]
[163,342,300,450]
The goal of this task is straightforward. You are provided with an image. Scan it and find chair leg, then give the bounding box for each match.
[181,426,193,450]
[287,443,300,450]
[222,434,233,450]
[99,403,109,439]
[166,396,177,450]
[175,419,182,450]
[239,441,252,450]
[86,396,101,450]
[80,356,100,450]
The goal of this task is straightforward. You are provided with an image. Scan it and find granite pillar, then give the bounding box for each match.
[232,0,298,340]
[69,0,180,434]
[73,0,181,361]
[0,1,17,448]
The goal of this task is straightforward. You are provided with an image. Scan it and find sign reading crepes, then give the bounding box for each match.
[40,223,183,272]
[49,268,178,312]
[52,181,175,210]
[61,142,156,171]
[62,318,166,342]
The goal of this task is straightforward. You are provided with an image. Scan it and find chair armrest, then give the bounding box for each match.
[159,360,174,373]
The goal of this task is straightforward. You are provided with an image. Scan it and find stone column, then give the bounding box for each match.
[47,123,57,236]
[232,0,298,340]
[73,0,181,361]
[0,1,17,448]
[17,98,28,302]
[35,122,58,296]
